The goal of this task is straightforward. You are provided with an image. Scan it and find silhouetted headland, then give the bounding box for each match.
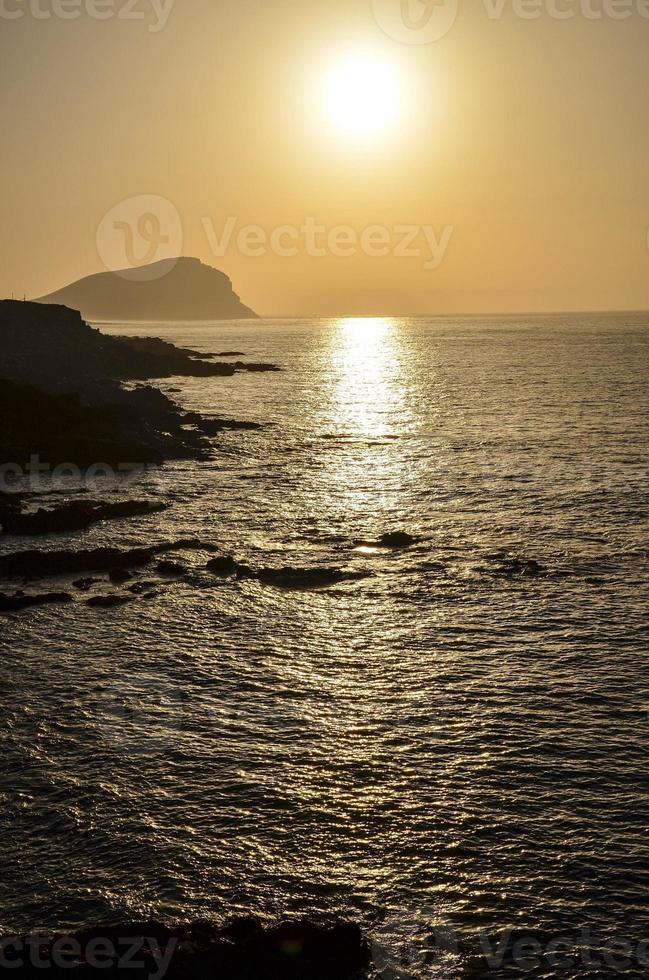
[0,298,278,616]
[0,299,274,468]
[35,257,258,322]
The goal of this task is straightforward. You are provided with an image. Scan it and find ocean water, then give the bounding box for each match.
[1,314,648,978]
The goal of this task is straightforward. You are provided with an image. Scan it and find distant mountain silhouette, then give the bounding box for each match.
[35,257,257,321]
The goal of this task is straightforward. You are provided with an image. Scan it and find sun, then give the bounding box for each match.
[321,51,404,140]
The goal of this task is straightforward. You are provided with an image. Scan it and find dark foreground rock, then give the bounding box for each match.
[207,555,369,589]
[0,500,167,536]
[378,531,419,548]
[1,917,369,979]
[0,590,73,612]
[256,566,369,589]
[0,538,205,581]
[155,560,186,577]
[0,301,274,389]
[185,415,265,435]
[0,301,273,467]
[86,594,133,608]
[72,577,101,591]
[206,555,240,576]
[355,531,420,549]
[0,378,211,467]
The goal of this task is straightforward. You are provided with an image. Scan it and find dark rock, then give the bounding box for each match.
[206,555,368,589]
[256,566,368,589]
[0,298,228,386]
[378,531,419,548]
[156,560,186,577]
[86,595,133,608]
[72,577,102,591]
[0,301,273,469]
[206,555,240,576]
[0,591,73,612]
[0,538,205,581]
[109,568,134,583]
[2,916,369,979]
[0,377,209,467]
[233,361,281,373]
[355,531,419,549]
[0,491,24,515]
[235,563,256,580]
[198,418,264,435]
[0,499,168,536]
[108,335,239,378]
[215,351,245,357]
[127,581,158,594]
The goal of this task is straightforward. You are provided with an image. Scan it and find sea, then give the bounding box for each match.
[1,314,648,978]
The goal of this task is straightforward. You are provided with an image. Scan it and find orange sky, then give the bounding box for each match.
[1,0,649,316]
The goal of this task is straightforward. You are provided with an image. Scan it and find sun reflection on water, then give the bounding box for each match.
[307,317,413,523]
[329,317,405,440]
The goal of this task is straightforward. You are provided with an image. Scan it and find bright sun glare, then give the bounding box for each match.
[322,52,404,140]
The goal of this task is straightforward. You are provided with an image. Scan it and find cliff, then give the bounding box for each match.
[0,300,272,467]
[34,257,258,322]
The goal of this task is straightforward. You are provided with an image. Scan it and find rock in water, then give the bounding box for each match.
[0,591,73,613]
[86,595,133,608]
[378,531,419,548]
[0,538,204,581]
[206,555,240,576]
[155,560,186,577]
[0,500,168,536]
[355,531,419,549]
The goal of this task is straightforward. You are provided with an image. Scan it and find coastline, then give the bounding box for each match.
[0,300,277,612]
[1,918,370,979]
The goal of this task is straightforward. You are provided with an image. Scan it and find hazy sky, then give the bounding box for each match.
[2,0,649,315]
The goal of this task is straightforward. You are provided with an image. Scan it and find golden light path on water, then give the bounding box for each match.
[1,315,647,980]
[331,317,403,439]
[320,317,420,528]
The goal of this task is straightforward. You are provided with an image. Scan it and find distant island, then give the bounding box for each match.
[35,257,258,322]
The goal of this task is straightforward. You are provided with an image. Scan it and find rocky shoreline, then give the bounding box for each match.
[0,536,373,611]
[0,300,276,467]
[0,917,370,979]
[0,300,281,613]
